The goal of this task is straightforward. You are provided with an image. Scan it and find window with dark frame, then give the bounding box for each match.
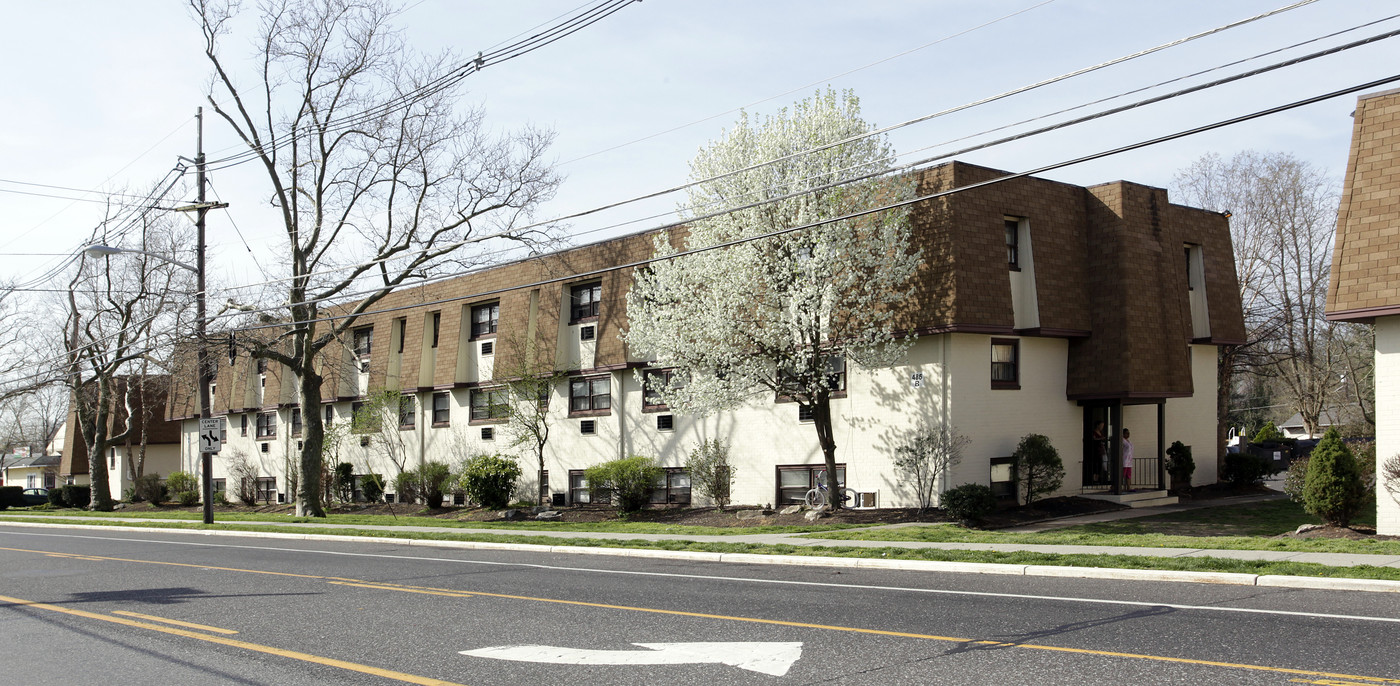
[256,358,268,374]
[656,414,674,431]
[649,468,691,505]
[432,391,450,426]
[570,282,601,322]
[240,414,248,437]
[1005,217,1021,270]
[480,341,494,356]
[396,318,406,354]
[991,338,1020,389]
[470,303,498,339]
[797,404,815,422]
[255,476,277,504]
[469,388,509,421]
[579,325,595,341]
[580,419,596,435]
[569,376,611,414]
[255,412,276,439]
[350,401,364,427]
[325,405,334,425]
[642,369,674,411]
[776,464,846,505]
[481,427,494,441]
[1184,245,1194,291]
[399,395,416,429]
[353,327,373,358]
[431,311,441,348]
[568,470,594,504]
[291,408,302,437]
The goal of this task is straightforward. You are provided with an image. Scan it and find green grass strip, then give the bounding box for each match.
[2,515,1397,582]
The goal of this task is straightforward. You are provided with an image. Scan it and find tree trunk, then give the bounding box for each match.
[297,352,327,518]
[1216,346,1234,482]
[84,378,115,512]
[812,393,840,511]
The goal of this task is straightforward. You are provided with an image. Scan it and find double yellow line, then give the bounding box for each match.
[3,544,1399,684]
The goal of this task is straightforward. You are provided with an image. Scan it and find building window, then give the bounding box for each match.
[1185,246,1193,291]
[797,404,814,422]
[991,338,1020,390]
[470,388,509,421]
[399,395,416,429]
[569,376,611,415]
[569,470,595,504]
[481,427,494,441]
[291,408,302,437]
[470,303,498,339]
[1005,217,1021,270]
[580,419,596,435]
[570,282,601,322]
[240,414,248,437]
[778,355,846,401]
[776,464,845,506]
[396,318,407,354]
[212,478,226,495]
[432,391,450,426]
[656,414,674,431]
[325,405,334,425]
[480,341,494,356]
[642,369,675,411]
[579,325,596,342]
[255,412,276,439]
[353,327,373,359]
[350,401,365,426]
[431,311,442,348]
[254,477,277,504]
[256,357,268,374]
[649,468,691,506]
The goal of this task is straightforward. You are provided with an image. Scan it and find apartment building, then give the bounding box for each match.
[1326,88,1400,535]
[165,161,1244,509]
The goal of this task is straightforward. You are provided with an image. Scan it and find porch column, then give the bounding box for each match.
[1157,402,1166,491]
[1110,401,1122,495]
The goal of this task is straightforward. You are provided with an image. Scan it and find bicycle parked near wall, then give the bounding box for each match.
[803,469,856,509]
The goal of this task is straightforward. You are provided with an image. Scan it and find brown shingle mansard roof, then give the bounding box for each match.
[1328,88,1400,322]
[168,160,1244,419]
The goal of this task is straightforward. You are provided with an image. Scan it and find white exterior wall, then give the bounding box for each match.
[1376,316,1400,535]
[1164,344,1221,486]
[178,334,1224,509]
[104,443,181,500]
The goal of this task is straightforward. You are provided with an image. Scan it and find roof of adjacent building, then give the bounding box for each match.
[1328,88,1400,322]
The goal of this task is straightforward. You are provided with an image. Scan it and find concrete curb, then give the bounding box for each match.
[6,519,1400,593]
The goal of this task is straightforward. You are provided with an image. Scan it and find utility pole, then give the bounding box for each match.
[195,107,213,525]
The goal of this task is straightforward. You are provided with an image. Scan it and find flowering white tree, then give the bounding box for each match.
[624,89,920,509]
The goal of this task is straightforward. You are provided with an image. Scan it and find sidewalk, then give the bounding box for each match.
[2,492,1396,570]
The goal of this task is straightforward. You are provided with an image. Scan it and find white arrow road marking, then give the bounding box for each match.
[461,641,803,676]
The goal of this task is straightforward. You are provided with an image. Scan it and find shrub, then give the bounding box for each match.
[1252,421,1284,443]
[1011,434,1063,506]
[420,461,452,507]
[1283,456,1310,503]
[585,455,663,513]
[685,439,735,510]
[47,488,64,507]
[166,471,201,507]
[394,469,420,505]
[892,427,969,512]
[360,473,385,503]
[941,483,996,526]
[334,463,356,503]
[61,485,91,509]
[1302,427,1367,527]
[1222,453,1267,488]
[1165,441,1194,492]
[0,485,21,509]
[134,473,167,505]
[458,454,522,509]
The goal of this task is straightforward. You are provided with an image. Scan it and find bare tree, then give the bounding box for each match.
[1173,151,1344,457]
[192,0,560,516]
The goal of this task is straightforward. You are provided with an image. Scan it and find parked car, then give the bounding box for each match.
[19,488,48,506]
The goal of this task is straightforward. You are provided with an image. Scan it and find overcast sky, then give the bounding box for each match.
[2,0,1397,295]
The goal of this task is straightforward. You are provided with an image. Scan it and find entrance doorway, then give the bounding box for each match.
[1082,403,1116,493]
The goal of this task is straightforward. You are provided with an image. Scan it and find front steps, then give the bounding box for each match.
[1080,489,1178,509]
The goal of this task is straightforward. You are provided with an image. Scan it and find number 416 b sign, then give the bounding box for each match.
[910,371,925,388]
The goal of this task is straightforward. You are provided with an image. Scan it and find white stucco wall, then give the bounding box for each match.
[1376,316,1400,535]
[1164,344,1221,487]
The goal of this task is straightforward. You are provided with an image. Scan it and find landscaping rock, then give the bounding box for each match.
[804,507,828,522]
[778,505,803,516]
[535,510,561,520]
[500,509,525,521]
[734,509,767,520]
[1295,523,1324,535]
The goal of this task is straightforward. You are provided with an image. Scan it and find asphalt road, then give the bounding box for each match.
[1,526,1397,685]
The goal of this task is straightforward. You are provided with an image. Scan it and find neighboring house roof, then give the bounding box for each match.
[4,454,59,470]
[1278,406,1365,432]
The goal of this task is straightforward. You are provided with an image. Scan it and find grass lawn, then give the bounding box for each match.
[0,508,860,536]
[803,499,1398,555]
[1,513,1397,582]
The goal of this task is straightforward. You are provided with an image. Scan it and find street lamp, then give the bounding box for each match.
[84,241,216,525]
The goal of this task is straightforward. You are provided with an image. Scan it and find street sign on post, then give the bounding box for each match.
[198,418,224,454]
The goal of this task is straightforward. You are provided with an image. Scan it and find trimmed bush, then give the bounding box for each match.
[360,473,385,503]
[61,485,91,509]
[1165,441,1195,492]
[47,488,64,507]
[420,461,452,507]
[941,483,996,526]
[1283,456,1310,503]
[394,469,419,505]
[1252,421,1284,443]
[0,486,21,509]
[1222,453,1267,488]
[1011,434,1063,506]
[1302,427,1367,527]
[334,463,356,503]
[458,454,522,509]
[585,455,663,513]
[166,471,201,507]
[134,473,167,504]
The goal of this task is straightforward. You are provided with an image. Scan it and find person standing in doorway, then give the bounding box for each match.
[1092,421,1108,484]
[1121,427,1134,489]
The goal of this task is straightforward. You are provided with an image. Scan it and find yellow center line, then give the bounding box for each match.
[111,610,240,634]
[328,581,474,598]
[7,544,1400,683]
[0,594,467,686]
